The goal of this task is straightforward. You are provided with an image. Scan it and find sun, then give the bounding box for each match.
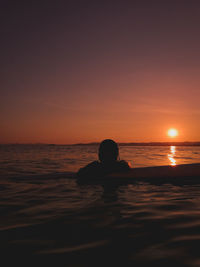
[167,128,178,138]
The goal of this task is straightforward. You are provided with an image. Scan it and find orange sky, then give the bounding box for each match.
[1,1,200,144]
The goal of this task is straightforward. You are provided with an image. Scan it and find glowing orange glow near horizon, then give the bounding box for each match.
[167,129,179,138]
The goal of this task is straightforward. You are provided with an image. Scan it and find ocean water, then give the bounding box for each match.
[1,144,200,266]
[1,144,200,177]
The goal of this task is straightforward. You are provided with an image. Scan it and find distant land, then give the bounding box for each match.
[1,142,200,146]
[72,142,200,146]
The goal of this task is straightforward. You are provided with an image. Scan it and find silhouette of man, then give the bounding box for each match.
[77,139,131,178]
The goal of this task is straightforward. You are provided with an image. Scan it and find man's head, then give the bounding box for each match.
[98,139,119,163]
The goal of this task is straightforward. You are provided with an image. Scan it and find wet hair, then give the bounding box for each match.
[98,139,119,163]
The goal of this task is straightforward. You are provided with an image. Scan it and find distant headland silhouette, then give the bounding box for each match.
[1,142,200,146]
[72,141,200,146]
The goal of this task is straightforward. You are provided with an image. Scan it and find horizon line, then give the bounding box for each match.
[1,141,200,146]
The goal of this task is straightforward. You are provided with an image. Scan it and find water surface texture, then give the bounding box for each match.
[1,144,200,177]
[1,145,200,266]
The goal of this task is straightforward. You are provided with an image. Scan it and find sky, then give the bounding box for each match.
[1,0,200,144]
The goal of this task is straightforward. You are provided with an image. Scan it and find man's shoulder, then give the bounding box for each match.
[76,161,100,178]
[118,160,131,170]
[86,161,100,167]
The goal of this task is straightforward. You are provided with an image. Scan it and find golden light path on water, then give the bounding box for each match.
[168,145,176,166]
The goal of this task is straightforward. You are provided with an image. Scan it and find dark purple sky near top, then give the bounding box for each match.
[1,1,200,143]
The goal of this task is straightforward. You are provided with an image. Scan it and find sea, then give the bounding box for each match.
[1,144,200,266]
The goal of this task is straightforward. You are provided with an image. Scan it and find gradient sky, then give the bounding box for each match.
[1,0,200,144]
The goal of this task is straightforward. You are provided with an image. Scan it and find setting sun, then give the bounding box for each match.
[167,128,178,138]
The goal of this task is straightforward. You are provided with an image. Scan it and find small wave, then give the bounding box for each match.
[4,171,76,181]
[175,156,193,160]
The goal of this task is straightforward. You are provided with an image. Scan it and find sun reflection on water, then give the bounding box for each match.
[168,146,176,166]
